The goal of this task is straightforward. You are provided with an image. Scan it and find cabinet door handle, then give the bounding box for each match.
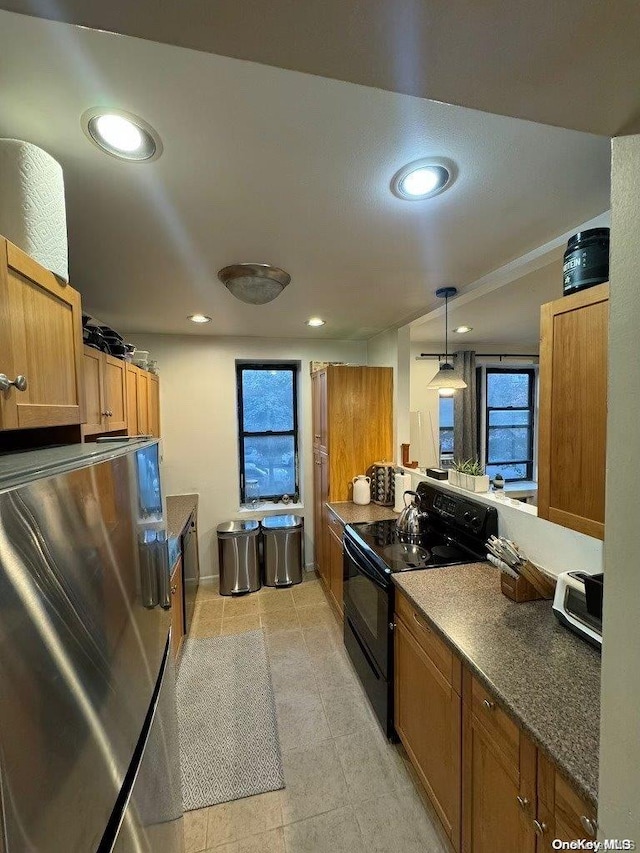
[0,374,28,392]
[516,795,529,811]
[533,820,547,836]
[482,698,495,710]
[580,816,597,837]
[171,584,177,595]
[412,612,431,633]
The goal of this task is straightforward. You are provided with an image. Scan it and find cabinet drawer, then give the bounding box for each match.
[396,593,458,689]
[470,675,520,774]
[326,510,344,543]
[555,773,597,840]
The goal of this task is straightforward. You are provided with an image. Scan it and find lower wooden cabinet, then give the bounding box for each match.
[394,590,598,853]
[82,345,127,435]
[327,525,344,615]
[313,450,329,584]
[395,601,461,849]
[170,557,185,660]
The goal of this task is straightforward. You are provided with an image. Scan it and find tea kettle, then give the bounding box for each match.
[395,491,428,540]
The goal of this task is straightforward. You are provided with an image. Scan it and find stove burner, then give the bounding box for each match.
[382,543,431,571]
[431,545,464,562]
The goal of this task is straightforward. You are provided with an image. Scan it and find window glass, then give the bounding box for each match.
[241,369,294,432]
[485,369,535,482]
[487,372,530,408]
[243,435,296,497]
[439,396,454,464]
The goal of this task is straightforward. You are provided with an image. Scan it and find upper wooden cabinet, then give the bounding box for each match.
[125,363,160,438]
[0,237,84,431]
[311,369,328,452]
[538,283,609,539]
[82,345,127,435]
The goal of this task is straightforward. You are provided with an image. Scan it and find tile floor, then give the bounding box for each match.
[183,573,450,853]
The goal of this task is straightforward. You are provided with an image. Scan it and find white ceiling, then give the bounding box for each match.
[0,11,611,340]
[1,1,639,136]
[410,261,563,350]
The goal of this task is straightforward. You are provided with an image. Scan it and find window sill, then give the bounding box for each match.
[238,501,304,514]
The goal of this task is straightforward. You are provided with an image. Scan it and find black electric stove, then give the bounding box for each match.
[342,481,498,738]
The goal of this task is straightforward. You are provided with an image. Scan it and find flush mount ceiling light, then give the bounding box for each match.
[453,325,473,334]
[81,108,162,161]
[427,287,468,396]
[218,263,291,305]
[391,157,456,201]
[188,314,212,323]
[306,317,326,327]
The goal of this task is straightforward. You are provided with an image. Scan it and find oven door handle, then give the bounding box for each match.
[343,538,389,591]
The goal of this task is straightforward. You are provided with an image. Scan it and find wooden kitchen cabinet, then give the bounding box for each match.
[148,373,160,438]
[170,557,185,660]
[125,364,160,438]
[538,283,609,539]
[462,671,537,853]
[326,510,344,615]
[536,753,598,850]
[311,365,393,603]
[395,593,462,849]
[0,237,85,431]
[82,345,127,436]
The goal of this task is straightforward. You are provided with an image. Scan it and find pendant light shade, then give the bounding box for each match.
[426,287,468,394]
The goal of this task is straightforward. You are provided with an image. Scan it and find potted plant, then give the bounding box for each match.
[448,459,466,487]
[465,459,490,493]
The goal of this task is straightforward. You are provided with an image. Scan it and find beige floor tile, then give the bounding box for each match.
[261,610,300,634]
[208,827,285,853]
[296,603,337,629]
[259,587,295,614]
[354,791,448,853]
[282,806,365,853]
[195,599,225,620]
[280,741,349,824]
[300,570,318,583]
[206,791,282,847]
[275,687,332,752]
[319,684,374,737]
[219,614,262,636]
[335,727,413,804]
[265,628,306,658]
[311,649,357,692]
[302,624,343,659]
[223,595,260,618]
[191,614,222,638]
[291,581,326,608]
[197,581,221,601]
[269,647,317,696]
[184,807,209,853]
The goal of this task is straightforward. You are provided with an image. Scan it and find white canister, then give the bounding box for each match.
[352,475,371,505]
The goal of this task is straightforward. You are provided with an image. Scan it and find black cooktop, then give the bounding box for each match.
[350,518,474,573]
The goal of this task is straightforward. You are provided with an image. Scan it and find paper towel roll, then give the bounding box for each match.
[0,139,68,281]
[394,472,415,512]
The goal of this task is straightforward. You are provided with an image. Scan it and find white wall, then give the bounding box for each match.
[598,135,640,841]
[133,333,367,578]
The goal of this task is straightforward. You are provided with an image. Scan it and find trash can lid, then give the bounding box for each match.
[217,520,260,537]
[260,514,303,530]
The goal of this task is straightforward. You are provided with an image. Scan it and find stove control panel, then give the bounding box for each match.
[419,481,498,543]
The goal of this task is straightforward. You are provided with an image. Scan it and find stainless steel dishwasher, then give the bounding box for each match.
[181,511,200,634]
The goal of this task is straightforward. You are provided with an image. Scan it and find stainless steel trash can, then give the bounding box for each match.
[217,520,261,595]
[261,515,304,587]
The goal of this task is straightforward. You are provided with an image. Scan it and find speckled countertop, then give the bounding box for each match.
[166,493,198,538]
[393,563,601,807]
[326,501,398,525]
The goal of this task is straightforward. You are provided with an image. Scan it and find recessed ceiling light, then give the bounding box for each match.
[391,157,456,201]
[306,318,326,327]
[82,108,162,161]
[453,325,473,334]
[188,314,212,324]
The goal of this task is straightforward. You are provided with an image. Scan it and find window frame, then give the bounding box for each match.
[236,362,299,503]
[484,367,536,482]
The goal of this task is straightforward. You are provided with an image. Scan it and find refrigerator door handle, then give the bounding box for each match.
[139,536,160,609]
[156,538,172,610]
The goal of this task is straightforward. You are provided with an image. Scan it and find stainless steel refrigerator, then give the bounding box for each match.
[0,439,184,852]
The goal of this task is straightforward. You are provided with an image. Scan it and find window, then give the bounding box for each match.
[484,369,535,481]
[236,363,299,502]
[439,396,454,466]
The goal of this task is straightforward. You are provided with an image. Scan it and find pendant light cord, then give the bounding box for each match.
[444,292,449,363]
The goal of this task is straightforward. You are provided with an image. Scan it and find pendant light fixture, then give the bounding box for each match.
[426,287,468,396]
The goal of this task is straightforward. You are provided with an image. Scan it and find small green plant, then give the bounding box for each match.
[467,458,485,477]
[452,458,467,473]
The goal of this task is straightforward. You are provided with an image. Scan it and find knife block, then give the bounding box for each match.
[500,561,556,602]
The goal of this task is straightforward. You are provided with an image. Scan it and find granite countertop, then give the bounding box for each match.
[166,493,198,538]
[326,501,398,525]
[393,564,601,807]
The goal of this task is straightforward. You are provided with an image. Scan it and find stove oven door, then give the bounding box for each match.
[342,534,394,735]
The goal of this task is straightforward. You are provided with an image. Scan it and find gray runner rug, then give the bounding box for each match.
[176,630,285,810]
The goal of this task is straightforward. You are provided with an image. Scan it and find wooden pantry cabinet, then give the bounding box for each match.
[0,237,85,431]
[311,365,393,611]
[394,590,598,853]
[537,283,609,540]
